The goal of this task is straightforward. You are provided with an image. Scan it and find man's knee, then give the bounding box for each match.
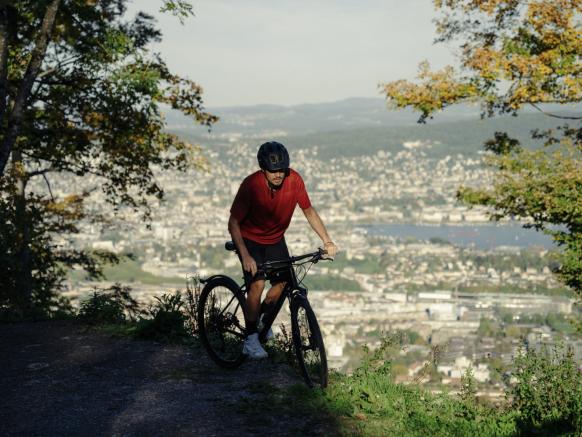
[264,281,286,303]
[272,281,286,292]
[249,280,265,297]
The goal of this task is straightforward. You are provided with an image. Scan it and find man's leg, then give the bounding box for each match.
[243,278,269,359]
[245,279,265,333]
[259,281,286,329]
[262,237,289,309]
[263,282,286,305]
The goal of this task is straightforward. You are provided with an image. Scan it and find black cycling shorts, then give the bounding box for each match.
[240,237,290,285]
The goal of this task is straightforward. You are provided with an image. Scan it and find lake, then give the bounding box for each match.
[359,223,554,250]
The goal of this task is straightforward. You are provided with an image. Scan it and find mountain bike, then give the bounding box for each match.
[197,241,331,388]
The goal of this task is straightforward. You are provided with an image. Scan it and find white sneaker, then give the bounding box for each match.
[242,333,268,359]
[258,314,274,341]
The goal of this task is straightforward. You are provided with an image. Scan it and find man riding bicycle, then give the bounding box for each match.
[228,141,338,359]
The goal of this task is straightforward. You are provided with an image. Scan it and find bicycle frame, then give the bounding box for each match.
[256,275,307,343]
[241,248,325,342]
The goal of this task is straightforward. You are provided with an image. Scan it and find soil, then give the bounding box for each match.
[0,320,332,436]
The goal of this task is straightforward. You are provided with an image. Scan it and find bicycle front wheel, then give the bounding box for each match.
[198,277,247,368]
[291,296,328,388]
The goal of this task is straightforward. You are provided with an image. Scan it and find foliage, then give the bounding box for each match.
[382,0,581,120]
[0,1,215,316]
[78,283,140,324]
[382,0,582,299]
[458,135,582,294]
[133,292,189,341]
[95,257,184,285]
[508,342,582,434]
[460,367,477,403]
[254,334,518,436]
[514,312,579,336]
[254,333,582,435]
[76,283,200,343]
[478,317,501,337]
[303,274,362,292]
[0,174,119,317]
[183,274,201,335]
[266,323,296,365]
[159,0,194,23]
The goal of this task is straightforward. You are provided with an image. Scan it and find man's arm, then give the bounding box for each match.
[228,214,257,276]
[302,206,338,257]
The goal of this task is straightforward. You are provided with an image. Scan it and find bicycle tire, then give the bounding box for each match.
[291,296,328,388]
[198,277,247,368]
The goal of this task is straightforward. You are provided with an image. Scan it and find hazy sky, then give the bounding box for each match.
[126,0,455,107]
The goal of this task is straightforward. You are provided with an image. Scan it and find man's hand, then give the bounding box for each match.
[241,253,258,276]
[323,241,338,259]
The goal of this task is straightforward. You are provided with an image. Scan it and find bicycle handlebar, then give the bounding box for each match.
[257,247,330,272]
[223,241,332,274]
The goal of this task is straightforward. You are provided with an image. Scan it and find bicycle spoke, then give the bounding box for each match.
[292,299,328,388]
[199,281,246,368]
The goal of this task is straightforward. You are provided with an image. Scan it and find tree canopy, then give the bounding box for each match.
[0,0,216,317]
[383,0,581,121]
[382,0,581,298]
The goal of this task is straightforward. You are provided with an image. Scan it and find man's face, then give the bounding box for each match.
[263,169,285,187]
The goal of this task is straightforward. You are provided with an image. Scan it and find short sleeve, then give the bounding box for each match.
[230,180,250,222]
[296,175,312,210]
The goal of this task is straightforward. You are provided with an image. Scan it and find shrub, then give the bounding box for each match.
[508,342,582,435]
[266,323,296,365]
[133,292,189,341]
[184,275,201,335]
[460,367,477,403]
[78,284,140,324]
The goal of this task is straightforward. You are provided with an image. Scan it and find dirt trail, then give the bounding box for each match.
[0,320,319,436]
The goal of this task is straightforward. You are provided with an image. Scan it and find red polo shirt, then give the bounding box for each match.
[230,169,312,244]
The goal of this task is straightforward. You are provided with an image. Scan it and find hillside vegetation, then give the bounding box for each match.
[69,287,582,436]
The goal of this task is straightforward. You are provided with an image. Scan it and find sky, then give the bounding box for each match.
[125,0,456,107]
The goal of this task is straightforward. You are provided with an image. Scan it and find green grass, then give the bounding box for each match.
[69,258,186,285]
[302,274,362,291]
[236,372,518,437]
[237,335,581,436]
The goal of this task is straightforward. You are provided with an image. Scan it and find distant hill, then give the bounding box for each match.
[283,112,569,160]
[166,97,483,136]
[166,97,580,159]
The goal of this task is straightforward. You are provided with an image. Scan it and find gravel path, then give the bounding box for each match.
[0,320,324,436]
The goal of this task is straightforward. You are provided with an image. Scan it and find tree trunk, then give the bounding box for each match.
[12,149,33,313]
[0,5,9,125]
[0,0,61,177]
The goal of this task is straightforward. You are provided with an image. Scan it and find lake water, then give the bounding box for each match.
[359,223,554,250]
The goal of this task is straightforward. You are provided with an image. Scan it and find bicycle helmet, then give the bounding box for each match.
[257,141,290,172]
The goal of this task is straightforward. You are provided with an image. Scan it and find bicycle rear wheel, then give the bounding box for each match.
[198,277,246,368]
[291,297,328,388]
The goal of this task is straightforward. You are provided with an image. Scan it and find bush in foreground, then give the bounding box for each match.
[78,284,140,324]
[77,278,201,342]
[255,334,581,436]
[510,342,582,434]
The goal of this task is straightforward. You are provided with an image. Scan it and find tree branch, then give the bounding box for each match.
[36,54,83,80]
[0,0,62,177]
[42,172,55,202]
[530,103,582,120]
[27,167,53,178]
